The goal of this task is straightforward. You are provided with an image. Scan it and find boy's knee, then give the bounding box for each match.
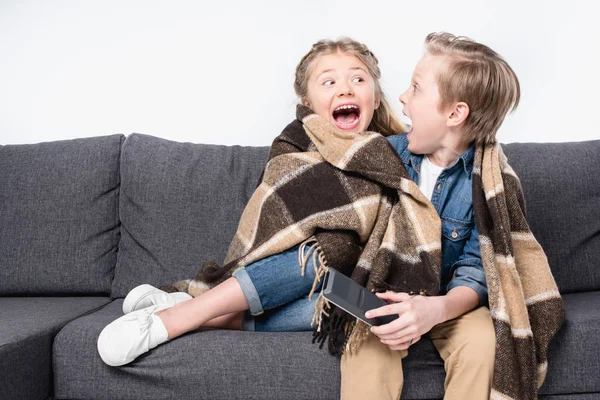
[456,322,495,369]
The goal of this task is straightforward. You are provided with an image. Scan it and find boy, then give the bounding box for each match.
[340,33,563,400]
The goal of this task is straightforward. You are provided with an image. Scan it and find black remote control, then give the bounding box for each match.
[322,269,399,326]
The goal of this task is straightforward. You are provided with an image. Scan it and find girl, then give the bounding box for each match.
[97,37,435,367]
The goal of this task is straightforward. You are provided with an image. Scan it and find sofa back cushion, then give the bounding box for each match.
[111,134,269,298]
[0,135,123,295]
[503,140,600,294]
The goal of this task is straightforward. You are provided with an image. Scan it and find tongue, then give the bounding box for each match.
[335,112,358,125]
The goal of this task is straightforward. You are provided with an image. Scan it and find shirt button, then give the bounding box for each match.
[451,229,458,239]
[436,182,443,191]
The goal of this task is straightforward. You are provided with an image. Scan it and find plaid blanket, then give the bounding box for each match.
[473,143,564,399]
[163,105,443,348]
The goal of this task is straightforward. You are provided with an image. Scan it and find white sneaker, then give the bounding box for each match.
[97,305,170,366]
[122,284,192,314]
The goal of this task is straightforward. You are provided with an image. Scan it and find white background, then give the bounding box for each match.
[1,0,599,146]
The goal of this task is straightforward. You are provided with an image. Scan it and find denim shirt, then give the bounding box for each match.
[387,133,488,306]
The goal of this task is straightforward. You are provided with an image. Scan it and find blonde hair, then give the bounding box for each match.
[294,37,406,137]
[425,32,520,145]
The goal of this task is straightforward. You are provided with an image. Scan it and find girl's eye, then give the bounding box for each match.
[412,84,419,93]
[323,80,335,86]
[352,77,364,83]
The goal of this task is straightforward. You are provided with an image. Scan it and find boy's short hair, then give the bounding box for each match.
[425,32,520,145]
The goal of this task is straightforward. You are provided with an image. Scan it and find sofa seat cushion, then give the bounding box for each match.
[0,135,124,295]
[0,297,111,400]
[53,292,593,400]
[54,299,450,400]
[539,291,600,396]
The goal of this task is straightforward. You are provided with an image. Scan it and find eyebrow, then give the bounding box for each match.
[316,66,368,78]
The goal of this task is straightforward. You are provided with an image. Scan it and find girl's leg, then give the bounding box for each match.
[97,279,249,366]
[246,293,319,332]
[234,242,324,315]
[200,243,324,333]
[157,239,323,338]
[97,242,322,366]
[156,248,323,334]
[156,277,248,338]
[203,311,244,330]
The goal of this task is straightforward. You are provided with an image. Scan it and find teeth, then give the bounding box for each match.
[334,104,358,112]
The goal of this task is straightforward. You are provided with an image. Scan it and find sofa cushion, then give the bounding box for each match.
[111,134,269,298]
[53,299,447,400]
[53,292,599,400]
[539,291,600,396]
[0,135,123,295]
[503,140,600,293]
[0,297,111,400]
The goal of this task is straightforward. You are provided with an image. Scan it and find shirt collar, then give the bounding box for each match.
[400,143,475,177]
[453,144,475,177]
[399,146,422,170]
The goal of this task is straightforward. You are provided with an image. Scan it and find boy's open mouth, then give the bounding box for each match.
[332,104,361,131]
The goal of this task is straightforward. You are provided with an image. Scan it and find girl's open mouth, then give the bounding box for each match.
[332,104,361,131]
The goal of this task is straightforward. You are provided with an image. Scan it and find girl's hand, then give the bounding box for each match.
[364,291,445,351]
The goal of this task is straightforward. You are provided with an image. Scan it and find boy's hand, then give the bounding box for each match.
[365,291,445,351]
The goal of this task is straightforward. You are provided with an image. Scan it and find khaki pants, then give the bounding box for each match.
[340,306,495,400]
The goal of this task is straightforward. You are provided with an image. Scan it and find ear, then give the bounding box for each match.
[302,98,312,108]
[446,102,469,128]
[374,96,380,110]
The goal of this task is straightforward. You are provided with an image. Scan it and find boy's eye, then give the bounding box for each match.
[323,80,335,86]
[412,84,419,93]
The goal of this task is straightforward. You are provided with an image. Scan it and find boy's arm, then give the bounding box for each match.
[364,287,479,351]
[365,225,484,350]
[446,222,488,306]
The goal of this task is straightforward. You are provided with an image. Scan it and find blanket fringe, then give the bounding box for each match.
[344,320,371,354]
[298,236,374,356]
[311,292,331,332]
[297,237,354,356]
[312,308,356,356]
[298,236,330,331]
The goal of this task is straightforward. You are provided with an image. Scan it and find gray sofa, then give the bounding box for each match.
[1,133,598,400]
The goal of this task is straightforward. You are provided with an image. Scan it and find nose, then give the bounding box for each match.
[398,89,410,116]
[399,89,408,106]
[336,81,354,97]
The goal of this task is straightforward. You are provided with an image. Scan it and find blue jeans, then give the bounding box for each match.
[232,243,323,332]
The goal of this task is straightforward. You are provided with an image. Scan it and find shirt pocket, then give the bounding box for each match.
[441,218,472,268]
[442,189,473,222]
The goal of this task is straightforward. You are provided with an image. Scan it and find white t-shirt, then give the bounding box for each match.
[418,156,444,201]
